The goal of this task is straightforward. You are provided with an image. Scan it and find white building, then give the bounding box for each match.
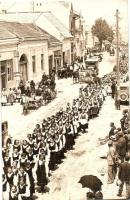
[0,21,61,89]
[0,0,87,62]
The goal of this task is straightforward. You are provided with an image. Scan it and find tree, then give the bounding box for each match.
[91,18,114,48]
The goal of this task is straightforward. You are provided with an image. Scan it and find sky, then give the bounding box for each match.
[0,0,129,41]
[72,0,128,41]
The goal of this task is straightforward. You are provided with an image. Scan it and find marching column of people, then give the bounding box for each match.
[107,109,130,199]
[2,83,105,199]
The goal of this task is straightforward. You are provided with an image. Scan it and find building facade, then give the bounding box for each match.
[0,22,50,89]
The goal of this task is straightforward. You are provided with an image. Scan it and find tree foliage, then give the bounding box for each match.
[91,18,114,47]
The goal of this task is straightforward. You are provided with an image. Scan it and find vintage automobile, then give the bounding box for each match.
[93,53,103,62]
[79,58,99,83]
[85,57,99,75]
[119,82,129,105]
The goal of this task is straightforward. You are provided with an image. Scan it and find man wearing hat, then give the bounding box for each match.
[116,131,127,163]
[107,140,117,184]
[117,155,130,199]
[109,122,116,139]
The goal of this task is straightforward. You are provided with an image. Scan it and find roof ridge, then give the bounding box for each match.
[0,24,17,39]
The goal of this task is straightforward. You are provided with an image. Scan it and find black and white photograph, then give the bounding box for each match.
[0,0,129,199]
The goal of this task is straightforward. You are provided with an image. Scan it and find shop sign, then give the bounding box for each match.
[13,72,22,77]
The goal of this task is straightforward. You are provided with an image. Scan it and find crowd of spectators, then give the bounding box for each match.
[107,109,130,199]
[1,72,56,110]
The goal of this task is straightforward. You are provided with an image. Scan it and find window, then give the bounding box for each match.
[32,56,36,73]
[41,54,44,70]
[2,10,7,14]
[7,60,13,81]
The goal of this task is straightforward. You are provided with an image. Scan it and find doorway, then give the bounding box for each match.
[49,55,53,75]
[19,54,28,83]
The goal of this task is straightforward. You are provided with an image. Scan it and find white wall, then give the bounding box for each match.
[0,39,49,88]
[18,40,49,82]
[36,15,62,41]
[34,1,70,30]
[63,38,71,63]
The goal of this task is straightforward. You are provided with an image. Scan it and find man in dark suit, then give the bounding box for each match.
[117,155,130,199]
[116,131,127,163]
[111,82,116,99]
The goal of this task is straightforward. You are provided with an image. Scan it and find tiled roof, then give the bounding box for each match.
[0,21,48,40]
[0,26,16,39]
[42,12,72,38]
[0,13,62,44]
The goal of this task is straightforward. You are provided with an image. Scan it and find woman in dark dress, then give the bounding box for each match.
[35,124,41,134]
[12,161,18,181]
[19,80,25,94]
[19,153,27,168]
[63,121,74,150]
[27,148,34,167]
[54,133,61,164]
[13,140,21,152]
[6,167,14,188]
[18,177,30,200]
[12,148,20,163]
[35,154,48,192]
[3,152,11,173]
[33,142,39,157]
[28,136,34,148]
[18,166,30,189]
[25,162,35,196]
[9,185,20,200]
[49,138,58,171]
[22,140,29,154]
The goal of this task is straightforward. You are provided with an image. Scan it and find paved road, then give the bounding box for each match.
[2,51,115,139]
[1,78,80,139]
[98,52,116,78]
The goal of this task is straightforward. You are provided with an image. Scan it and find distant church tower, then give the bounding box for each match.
[33,0,47,12]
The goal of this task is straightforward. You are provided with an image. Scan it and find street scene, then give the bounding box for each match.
[0,0,129,200]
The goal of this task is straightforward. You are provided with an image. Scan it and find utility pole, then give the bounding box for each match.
[116,9,120,102]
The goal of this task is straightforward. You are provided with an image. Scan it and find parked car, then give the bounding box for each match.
[119,82,129,105]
